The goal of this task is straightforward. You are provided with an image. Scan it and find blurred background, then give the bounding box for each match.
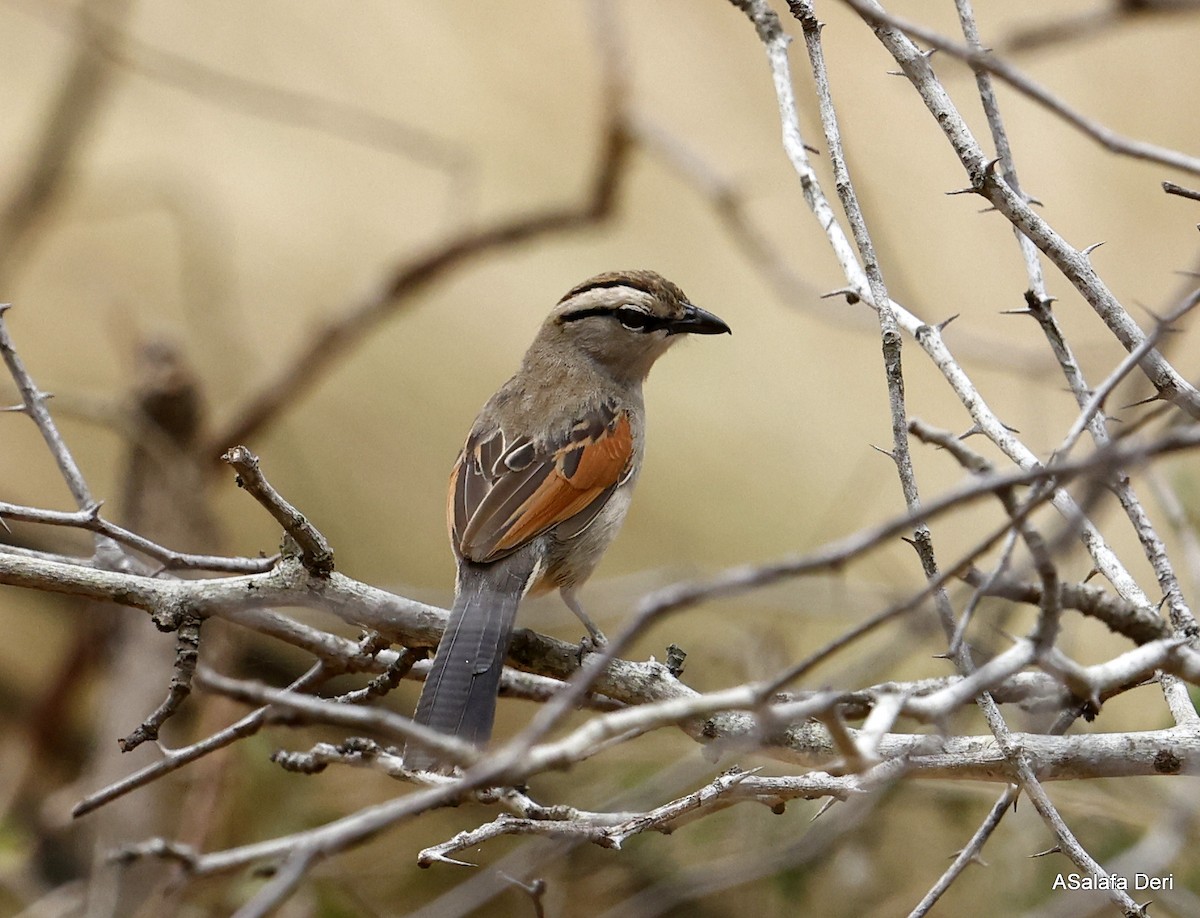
[1,1,1199,915]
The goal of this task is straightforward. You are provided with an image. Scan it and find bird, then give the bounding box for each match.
[406,269,730,771]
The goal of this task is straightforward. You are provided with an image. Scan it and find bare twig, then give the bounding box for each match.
[837,0,1200,419]
[418,767,767,865]
[794,0,959,646]
[1163,180,1200,203]
[1015,755,1145,915]
[1052,293,1200,460]
[118,615,202,752]
[0,498,276,573]
[195,666,477,766]
[908,785,1019,917]
[230,848,319,918]
[962,570,1169,646]
[221,446,334,577]
[0,307,121,560]
[837,0,1200,179]
[73,663,328,818]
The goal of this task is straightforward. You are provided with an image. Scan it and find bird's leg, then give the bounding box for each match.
[560,587,608,649]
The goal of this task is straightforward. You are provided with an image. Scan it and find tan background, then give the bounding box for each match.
[1,1,1199,915]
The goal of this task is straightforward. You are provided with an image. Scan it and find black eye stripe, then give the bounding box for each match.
[560,306,670,332]
[560,306,616,323]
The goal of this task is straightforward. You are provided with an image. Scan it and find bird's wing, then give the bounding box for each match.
[448,401,634,564]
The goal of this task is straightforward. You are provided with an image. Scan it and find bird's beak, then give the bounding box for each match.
[667,303,732,336]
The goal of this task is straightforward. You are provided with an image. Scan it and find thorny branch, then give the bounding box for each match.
[5,284,1200,897]
[720,2,1199,915]
[836,0,1200,419]
[838,0,1200,179]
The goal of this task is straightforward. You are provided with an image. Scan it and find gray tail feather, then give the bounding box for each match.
[407,557,534,769]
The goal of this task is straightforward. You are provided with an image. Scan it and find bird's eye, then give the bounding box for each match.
[615,306,653,330]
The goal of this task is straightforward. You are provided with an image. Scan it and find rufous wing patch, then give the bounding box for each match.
[447,406,633,563]
[562,412,632,489]
[491,411,631,551]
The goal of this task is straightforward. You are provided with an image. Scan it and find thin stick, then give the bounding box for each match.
[222,446,334,576]
[844,0,1200,178]
[0,499,276,573]
[0,307,119,559]
[73,664,327,818]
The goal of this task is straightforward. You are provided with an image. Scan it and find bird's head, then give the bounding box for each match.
[540,269,730,383]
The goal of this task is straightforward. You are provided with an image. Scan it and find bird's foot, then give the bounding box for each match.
[577,630,608,662]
